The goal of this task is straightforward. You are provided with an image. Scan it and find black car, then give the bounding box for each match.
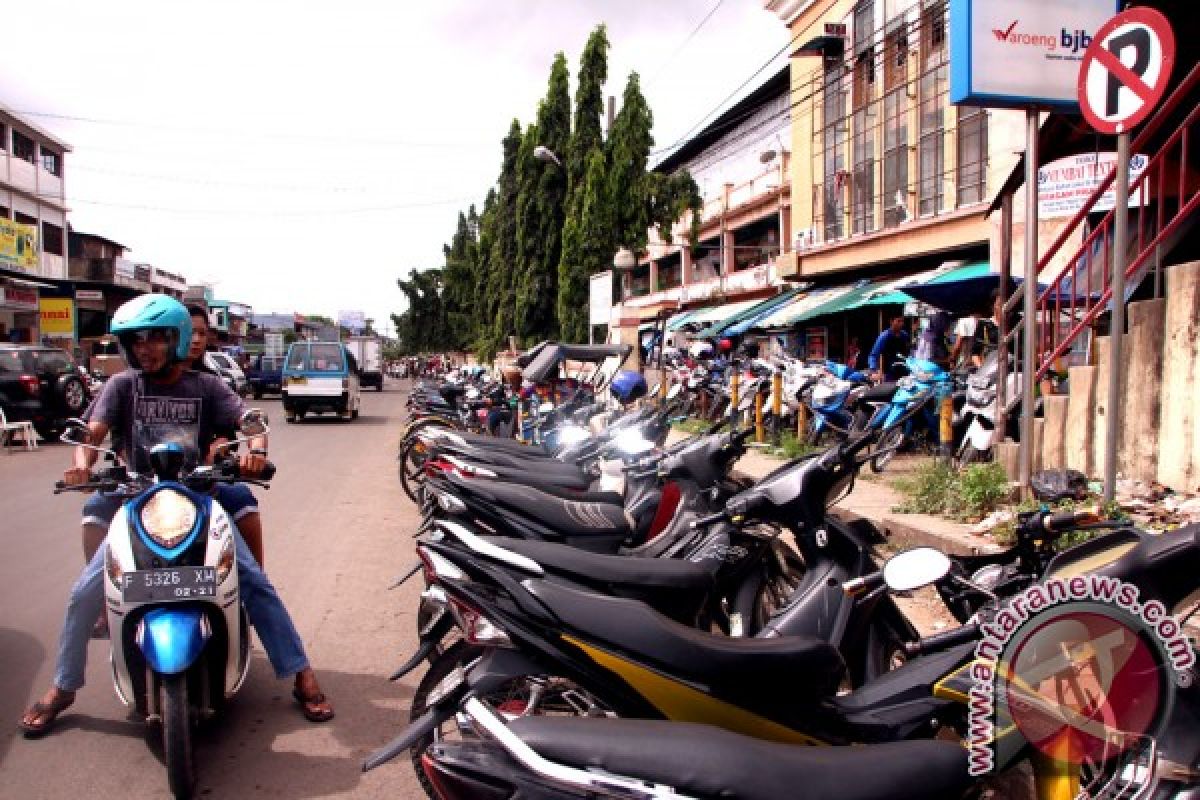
[0,344,92,439]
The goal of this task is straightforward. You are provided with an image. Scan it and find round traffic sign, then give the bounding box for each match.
[1078,8,1175,135]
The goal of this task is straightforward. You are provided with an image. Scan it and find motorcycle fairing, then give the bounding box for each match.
[138,606,210,675]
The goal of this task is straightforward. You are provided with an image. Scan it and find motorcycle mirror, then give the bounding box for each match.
[537,401,555,415]
[666,383,683,401]
[882,547,952,592]
[239,409,269,436]
[60,418,91,445]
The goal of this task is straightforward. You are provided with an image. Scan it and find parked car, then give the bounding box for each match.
[0,344,92,439]
[246,353,284,398]
[203,351,249,396]
[281,341,361,422]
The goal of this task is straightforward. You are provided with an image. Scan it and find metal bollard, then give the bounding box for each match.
[796,397,809,442]
[755,390,765,444]
[772,373,783,445]
[730,372,740,422]
[940,393,955,462]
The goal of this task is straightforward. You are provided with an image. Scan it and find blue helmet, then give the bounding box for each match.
[110,293,193,371]
[609,370,648,406]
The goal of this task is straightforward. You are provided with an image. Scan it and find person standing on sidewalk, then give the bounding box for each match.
[868,315,911,381]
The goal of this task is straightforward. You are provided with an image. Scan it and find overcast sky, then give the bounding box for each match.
[0,0,788,335]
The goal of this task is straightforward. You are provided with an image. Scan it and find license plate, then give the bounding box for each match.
[122,567,218,603]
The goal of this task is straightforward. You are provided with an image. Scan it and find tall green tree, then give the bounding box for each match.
[514,52,570,343]
[392,268,447,354]
[558,147,614,342]
[487,120,523,352]
[441,209,477,350]
[473,188,497,350]
[567,25,609,200]
[606,71,655,254]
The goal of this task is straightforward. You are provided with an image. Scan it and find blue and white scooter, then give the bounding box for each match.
[56,410,272,800]
[862,357,956,472]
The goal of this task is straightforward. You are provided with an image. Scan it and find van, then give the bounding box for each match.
[281,341,361,422]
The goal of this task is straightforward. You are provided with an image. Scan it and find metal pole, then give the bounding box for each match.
[996,192,1013,445]
[1103,132,1131,502]
[1020,110,1039,492]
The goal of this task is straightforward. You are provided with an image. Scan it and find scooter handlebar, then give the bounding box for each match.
[904,623,980,657]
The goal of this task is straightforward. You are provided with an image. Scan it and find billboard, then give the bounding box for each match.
[589,271,612,326]
[950,0,1118,108]
[1038,151,1148,218]
[0,218,39,272]
[40,298,75,337]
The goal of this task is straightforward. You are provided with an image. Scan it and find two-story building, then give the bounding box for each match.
[0,104,71,342]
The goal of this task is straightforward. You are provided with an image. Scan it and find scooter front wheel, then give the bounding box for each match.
[161,674,196,800]
[870,427,905,473]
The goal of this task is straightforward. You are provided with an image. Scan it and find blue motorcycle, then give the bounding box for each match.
[806,361,872,445]
[863,357,956,472]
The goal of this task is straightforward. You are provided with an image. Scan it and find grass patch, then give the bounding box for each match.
[766,431,816,460]
[671,418,711,435]
[893,460,1011,522]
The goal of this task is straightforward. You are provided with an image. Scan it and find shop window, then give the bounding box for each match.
[0,206,8,219]
[957,107,988,206]
[657,257,682,290]
[42,222,64,256]
[917,0,947,217]
[14,211,37,226]
[41,149,61,176]
[818,60,848,242]
[11,130,36,163]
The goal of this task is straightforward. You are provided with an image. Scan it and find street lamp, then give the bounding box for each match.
[533,145,562,167]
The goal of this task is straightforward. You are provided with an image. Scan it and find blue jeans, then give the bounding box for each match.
[56,493,308,692]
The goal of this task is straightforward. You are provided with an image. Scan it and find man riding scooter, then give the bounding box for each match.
[20,294,333,737]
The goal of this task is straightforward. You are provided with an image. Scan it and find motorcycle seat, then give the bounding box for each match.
[508,717,971,800]
[421,428,558,458]
[860,382,898,403]
[445,477,633,541]
[523,579,846,702]
[481,536,712,623]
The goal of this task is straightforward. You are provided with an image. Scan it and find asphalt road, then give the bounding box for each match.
[0,380,428,799]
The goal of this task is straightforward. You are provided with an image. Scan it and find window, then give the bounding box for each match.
[957,107,988,205]
[0,123,6,152]
[41,149,61,176]
[819,59,848,241]
[42,222,64,256]
[917,0,947,216]
[882,20,910,228]
[14,211,37,226]
[35,350,73,376]
[657,256,682,290]
[11,130,35,163]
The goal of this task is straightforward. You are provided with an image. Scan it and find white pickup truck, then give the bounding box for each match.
[344,336,383,391]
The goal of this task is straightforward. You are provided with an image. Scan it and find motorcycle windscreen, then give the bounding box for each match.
[138,606,210,675]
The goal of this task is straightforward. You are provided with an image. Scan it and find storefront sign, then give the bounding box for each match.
[75,289,105,301]
[0,286,39,310]
[589,271,613,325]
[40,297,75,336]
[0,219,39,272]
[1037,151,1147,217]
[949,0,1118,108]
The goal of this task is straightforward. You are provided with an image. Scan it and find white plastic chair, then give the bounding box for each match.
[0,406,38,452]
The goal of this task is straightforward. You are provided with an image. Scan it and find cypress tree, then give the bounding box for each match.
[514,53,570,343]
[488,120,523,351]
[606,71,655,254]
[558,146,614,342]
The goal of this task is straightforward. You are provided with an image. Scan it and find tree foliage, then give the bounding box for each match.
[391,268,447,354]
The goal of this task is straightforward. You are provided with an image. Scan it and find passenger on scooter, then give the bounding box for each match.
[19,294,334,738]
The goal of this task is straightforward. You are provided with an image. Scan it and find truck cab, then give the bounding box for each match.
[281,341,361,422]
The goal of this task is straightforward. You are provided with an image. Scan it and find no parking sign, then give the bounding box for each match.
[1078,8,1175,134]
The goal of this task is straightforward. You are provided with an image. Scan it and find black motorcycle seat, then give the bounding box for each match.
[508,717,972,800]
[482,536,712,591]
[423,429,558,458]
[449,478,632,540]
[455,459,593,490]
[860,382,898,403]
[524,579,846,701]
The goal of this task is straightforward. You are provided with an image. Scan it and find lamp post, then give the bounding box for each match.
[533,145,562,167]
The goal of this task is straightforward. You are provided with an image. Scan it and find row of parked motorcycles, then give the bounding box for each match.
[382,353,1199,800]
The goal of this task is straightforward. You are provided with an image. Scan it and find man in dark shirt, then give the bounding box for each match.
[868,315,911,381]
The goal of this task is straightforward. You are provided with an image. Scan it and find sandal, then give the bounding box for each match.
[292,688,334,723]
[19,692,75,738]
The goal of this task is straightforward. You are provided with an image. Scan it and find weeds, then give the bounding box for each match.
[672,418,711,435]
[893,460,1012,522]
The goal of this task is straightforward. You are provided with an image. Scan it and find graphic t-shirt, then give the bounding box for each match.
[87,369,244,473]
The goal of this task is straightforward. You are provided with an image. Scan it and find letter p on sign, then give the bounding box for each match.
[1079,8,1175,135]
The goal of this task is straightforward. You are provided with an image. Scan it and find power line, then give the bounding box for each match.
[66,161,406,194]
[646,0,727,84]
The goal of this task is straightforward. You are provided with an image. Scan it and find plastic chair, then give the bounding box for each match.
[0,407,38,452]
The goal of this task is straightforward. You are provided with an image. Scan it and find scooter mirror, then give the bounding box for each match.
[60,418,91,445]
[666,383,683,401]
[537,401,555,415]
[239,409,269,436]
[882,547,952,592]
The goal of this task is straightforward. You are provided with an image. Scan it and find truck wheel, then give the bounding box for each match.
[375,382,383,392]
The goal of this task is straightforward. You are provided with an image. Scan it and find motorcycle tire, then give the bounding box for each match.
[957,443,988,467]
[398,418,453,503]
[161,674,196,800]
[870,427,905,473]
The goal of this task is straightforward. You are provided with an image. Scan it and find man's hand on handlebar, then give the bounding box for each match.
[238,451,269,480]
[62,466,92,487]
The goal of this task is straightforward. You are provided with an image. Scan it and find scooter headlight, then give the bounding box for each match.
[139,489,198,549]
[216,535,235,583]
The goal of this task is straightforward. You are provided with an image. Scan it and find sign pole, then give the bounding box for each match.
[1103,130,1130,502]
[1020,108,1039,492]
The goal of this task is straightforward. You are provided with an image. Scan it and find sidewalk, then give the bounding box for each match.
[667,430,1000,555]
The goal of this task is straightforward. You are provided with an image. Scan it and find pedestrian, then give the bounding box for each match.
[915,310,952,366]
[868,315,911,381]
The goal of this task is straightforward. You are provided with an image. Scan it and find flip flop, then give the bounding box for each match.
[19,695,75,739]
[292,688,334,723]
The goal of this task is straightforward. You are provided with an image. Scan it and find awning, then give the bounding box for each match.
[665,310,699,332]
[694,288,803,339]
[676,299,760,332]
[753,284,861,330]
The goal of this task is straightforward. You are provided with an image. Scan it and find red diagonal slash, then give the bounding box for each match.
[1093,37,1154,104]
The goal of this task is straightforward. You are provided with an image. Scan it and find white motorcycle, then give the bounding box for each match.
[956,351,1031,465]
[57,410,272,800]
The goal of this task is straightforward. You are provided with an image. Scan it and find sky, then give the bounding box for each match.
[0,0,789,336]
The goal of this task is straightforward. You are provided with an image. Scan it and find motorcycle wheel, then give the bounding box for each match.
[860,619,911,684]
[161,674,196,800]
[870,427,905,473]
[398,419,453,503]
[957,443,988,467]
[752,544,806,632]
[409,641,615,800]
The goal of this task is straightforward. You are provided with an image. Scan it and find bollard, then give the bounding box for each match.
[772,374,782,448]
[516,402,524,443]
[939,393,955,462]
[660,378,668,405]
[730,372,740,422]
[755,390,765,444]
[796,397,809,443]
